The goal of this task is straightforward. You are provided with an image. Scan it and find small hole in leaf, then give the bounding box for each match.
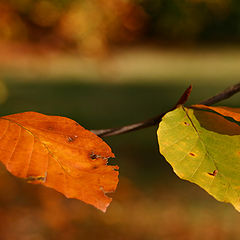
[183,121,189,126]
[67,136,74,142]
[189,152,196,157]
[67,135,78,143]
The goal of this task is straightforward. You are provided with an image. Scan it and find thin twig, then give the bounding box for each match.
[91,85,192,137]
[91,83,240,137]
[199,83,240,105]
[91,114,165,137]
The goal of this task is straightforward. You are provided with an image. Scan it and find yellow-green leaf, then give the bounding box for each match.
[157,105,240,211]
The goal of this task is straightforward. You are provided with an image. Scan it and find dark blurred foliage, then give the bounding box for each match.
[141,0,240,43]
[0,0,240,53]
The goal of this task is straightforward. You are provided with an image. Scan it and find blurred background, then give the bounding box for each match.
[0,0,240,239]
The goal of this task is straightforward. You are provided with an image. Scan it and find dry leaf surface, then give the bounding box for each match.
[0,112,119,212]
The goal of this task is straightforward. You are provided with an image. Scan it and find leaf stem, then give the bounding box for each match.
[91,83,240,137]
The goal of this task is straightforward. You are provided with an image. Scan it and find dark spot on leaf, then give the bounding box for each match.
[90,153,109,161]
[189,152,196,157]
[184,121,189,126]
[26,175,45,182]
[90,153,97,159]
[45,124,55,131]
[92,165,98,170]
[208,170,218,176]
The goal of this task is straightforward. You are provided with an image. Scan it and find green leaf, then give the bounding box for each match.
[157,105,240,211]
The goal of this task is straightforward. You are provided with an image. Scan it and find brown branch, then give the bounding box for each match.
[91,85,192,137]
[91,83,240,137]
[199,83,240,105]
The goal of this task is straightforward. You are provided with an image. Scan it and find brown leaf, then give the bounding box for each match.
[0,112,119,212]
[192,104,240,122]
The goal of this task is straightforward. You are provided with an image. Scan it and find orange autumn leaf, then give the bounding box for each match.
[0,112,119,212]
[192,104,240,122]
